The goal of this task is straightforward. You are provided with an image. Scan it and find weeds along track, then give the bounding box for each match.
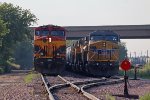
[41,72,124,100]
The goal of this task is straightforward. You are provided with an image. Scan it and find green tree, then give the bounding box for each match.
[0,18,8,37]
[0,2,37,67]
[119,42,128,62]
[0,17,9,65]
[14,41,33,69]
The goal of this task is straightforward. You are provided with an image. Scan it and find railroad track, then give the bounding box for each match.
[41,74,55,100]
[41,74,124,100]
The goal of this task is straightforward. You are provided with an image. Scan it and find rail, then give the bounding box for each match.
[58,75,102,100]
[41,74,55,100]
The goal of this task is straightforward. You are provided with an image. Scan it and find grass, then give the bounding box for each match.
[0,67,4,74]
[105,93,150,100]
[24,72,38,83]
[140,93,150,100]
[105,94,115,100]
[118,63,150,79]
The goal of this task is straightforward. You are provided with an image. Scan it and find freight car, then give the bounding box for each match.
[66,30,120,77]
[34,25,66,74]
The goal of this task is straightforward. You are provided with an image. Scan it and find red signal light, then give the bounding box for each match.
[120,59,131,71]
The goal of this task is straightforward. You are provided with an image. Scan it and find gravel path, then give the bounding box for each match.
[0,72,48,100]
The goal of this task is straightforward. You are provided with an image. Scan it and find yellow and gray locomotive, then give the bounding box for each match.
[66,30,120,76]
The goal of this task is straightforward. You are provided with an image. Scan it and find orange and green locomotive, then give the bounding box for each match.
[34,25,66,74]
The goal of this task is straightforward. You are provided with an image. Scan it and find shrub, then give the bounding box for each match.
[0,67,4,74]
[118,64,150,79]
[4,66,11,73]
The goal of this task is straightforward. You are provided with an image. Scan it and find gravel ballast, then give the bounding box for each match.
[0,72,48,100]
[0,71,150,100]
[87,79,150,100]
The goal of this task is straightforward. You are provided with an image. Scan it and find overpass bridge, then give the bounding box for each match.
[64,25,150,40]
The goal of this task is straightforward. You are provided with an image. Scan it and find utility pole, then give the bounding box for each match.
[134,52,136,65]
[141,51,142,64]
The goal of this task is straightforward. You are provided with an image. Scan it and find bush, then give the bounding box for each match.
[4,66,11,73]
[0,67,4,74]
[118,64,150,79]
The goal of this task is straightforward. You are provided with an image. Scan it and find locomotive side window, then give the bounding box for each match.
[90,35,104,41]
[90,35,118,42]
[41,30,49,36]
[50,30,65,36]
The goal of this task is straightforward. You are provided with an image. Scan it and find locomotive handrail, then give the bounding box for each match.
[34,48,42,57]
[111,50,119,60]
[88,49,119,61]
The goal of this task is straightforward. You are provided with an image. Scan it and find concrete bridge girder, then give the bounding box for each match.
[64,25,150,40]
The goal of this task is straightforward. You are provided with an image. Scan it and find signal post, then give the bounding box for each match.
[120,59,131,96]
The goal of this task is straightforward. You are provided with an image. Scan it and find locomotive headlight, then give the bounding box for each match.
[57,53,60,56]
[96,63,99,66]
[49,38,51,42]
[110,63,112,66]
[40,52,44,55]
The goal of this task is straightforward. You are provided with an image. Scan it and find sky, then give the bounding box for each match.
[1,0,150,56]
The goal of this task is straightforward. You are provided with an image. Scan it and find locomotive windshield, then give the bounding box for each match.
[35,30,49,36]
[35,30,65,36]
[90,36,104,41]
[50,30,65,36]
[90,35,118,42]
[105,36,118,41]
